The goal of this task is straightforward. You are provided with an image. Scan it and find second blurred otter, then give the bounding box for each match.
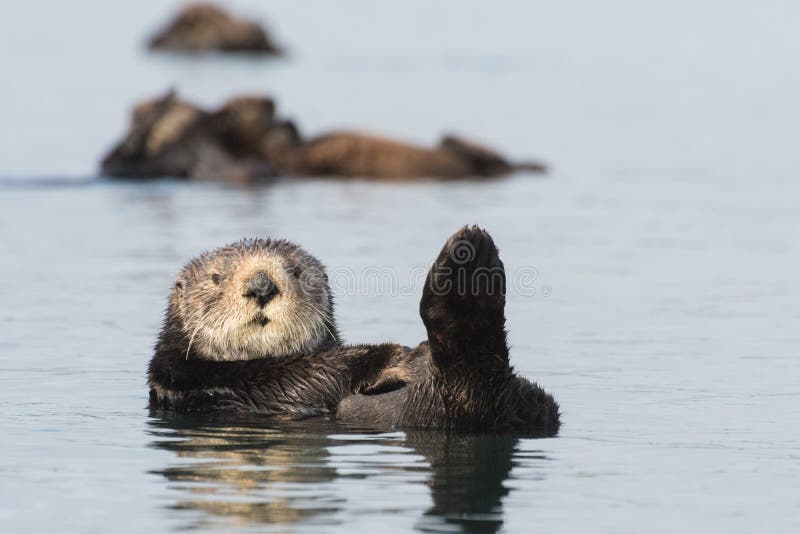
[148,3,283,55]
[101,91,547,183]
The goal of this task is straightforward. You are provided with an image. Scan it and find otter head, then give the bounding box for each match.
[211,96,276,156]
[169,238,338,361]
[101,90,204,177]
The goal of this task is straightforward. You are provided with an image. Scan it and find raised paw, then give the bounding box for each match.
[419,226,508,365]
[422,225,505,309]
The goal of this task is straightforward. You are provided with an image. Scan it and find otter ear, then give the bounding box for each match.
[174,279,185,293]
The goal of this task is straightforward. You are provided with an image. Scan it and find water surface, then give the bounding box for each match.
[1,1,799,533]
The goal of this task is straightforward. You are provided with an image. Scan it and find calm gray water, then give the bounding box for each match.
[1,1,799,532]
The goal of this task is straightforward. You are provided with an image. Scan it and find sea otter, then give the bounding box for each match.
[148,226,560,433]
[100,92,276,182]
[148,3,283,55]
[260,126,547,179]
[101,91,547,182]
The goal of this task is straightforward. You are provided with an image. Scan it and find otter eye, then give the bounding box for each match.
[175,281,184,290]
[211,274,221,285]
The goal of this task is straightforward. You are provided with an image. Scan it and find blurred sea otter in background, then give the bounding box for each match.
[148,3,283,55]
[101,91,547,182]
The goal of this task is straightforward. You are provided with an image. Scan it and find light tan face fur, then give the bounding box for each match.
[173,240,336,361]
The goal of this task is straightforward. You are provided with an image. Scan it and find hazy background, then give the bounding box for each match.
[4,0,798,180]
[1,1,799,533]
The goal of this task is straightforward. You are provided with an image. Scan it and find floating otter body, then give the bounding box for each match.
[101,91,547,182]
[264,131,546,180]
[149,226,560,433]
[148,3,282,55]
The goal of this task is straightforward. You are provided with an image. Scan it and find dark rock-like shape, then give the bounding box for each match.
[101,91,547,182]
[148,3,282,55]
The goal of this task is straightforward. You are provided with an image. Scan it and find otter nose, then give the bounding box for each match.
[245,271,279,307]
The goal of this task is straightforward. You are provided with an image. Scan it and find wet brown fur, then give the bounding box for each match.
[102,91,547,182]
[148,3,282,55]
[266,131,545,179]
[148,228,560,434]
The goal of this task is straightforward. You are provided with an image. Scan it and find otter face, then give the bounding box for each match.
[172,239,337,361]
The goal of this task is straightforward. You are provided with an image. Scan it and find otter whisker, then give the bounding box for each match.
[293,302,317,349]
[185,320,204,360]
[299,300,337,343]
[307,300,338,335]
[287,300,318,352]
[315,311,338,341]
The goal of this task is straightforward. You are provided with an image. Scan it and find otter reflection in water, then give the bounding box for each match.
[148,414,550,533]
[148,415,341,528]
